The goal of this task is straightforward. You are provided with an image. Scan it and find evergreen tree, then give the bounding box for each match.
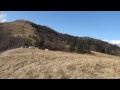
[35,38,45,49]
[69,39,77,52]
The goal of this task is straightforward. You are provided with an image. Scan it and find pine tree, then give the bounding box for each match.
[35,38,45,49]
[69,39,76,52]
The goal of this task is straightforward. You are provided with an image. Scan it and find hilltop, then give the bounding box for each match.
[0,20,120,56]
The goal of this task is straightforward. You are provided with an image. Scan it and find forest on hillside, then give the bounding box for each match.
[0,28,31,52]
[29,21,120,56]
[0,20,120,56]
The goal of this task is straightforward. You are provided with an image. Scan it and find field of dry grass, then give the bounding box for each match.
[0,48,120,79]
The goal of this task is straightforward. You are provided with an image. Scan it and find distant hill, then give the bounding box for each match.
[0,20,120,56]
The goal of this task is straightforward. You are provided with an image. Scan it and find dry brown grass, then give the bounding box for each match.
[1,21,36,36]
[0,21,36,44]
[0,48,120,79]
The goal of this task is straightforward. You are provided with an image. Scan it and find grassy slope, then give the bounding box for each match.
[0,48,120,79]
[0,20,36,44]
[1,22,32,35]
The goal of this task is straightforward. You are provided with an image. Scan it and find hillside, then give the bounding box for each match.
[0,48,120,79]
[0,20,120,56]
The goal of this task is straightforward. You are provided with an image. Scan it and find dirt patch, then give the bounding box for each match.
[0,48,22,56]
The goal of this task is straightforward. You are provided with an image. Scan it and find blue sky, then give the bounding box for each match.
[0,11,120,44]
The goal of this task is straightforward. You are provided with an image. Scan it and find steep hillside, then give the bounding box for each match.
[0,20,36,37]
[0,20,120,56]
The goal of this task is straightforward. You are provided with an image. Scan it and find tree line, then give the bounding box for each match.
[29,21,120,56]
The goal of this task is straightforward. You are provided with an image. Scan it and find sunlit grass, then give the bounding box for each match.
[0,48,120,79]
